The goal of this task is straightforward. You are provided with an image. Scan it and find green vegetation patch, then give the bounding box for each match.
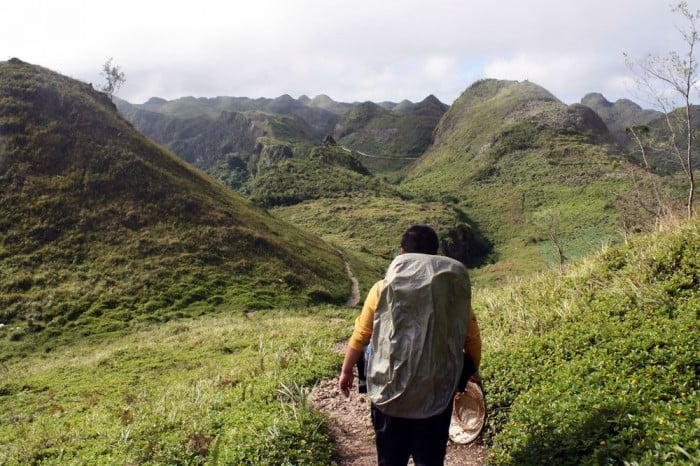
[477,218,700,464]
[249,146,398,208]
[0,308,352,465]
[272,192,492,291]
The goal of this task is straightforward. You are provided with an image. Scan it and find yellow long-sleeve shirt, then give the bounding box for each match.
[348,279,482,370]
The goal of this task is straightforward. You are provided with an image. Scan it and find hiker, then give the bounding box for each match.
[339,224,481,466]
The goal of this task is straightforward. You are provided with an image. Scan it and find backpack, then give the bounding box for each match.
[367,253,471,419]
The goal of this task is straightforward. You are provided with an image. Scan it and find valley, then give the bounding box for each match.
[0,58,697,465]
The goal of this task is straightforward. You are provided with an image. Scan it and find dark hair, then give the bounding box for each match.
[400,224,439,254]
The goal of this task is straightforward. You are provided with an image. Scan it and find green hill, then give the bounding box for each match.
[402,79,657,282]
[0,59,349,350]
[251,143,493,286]
[333,95,448,174]
[271,192,492,285]
[580,92,662,144]
[248,144,380,207]
[116,101,321,191]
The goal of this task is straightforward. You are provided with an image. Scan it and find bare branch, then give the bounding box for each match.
[99,57,126,99]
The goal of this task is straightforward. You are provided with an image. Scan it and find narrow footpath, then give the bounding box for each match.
[308,364,486,465]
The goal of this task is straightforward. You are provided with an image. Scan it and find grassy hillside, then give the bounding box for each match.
[252,142,492,290]
[248,144,394,207]
[334,95,447,164]
[272,192,492,292]
[1,212,696,465]
[402,79,656,282]
[0,59,349,351]
[477,216,699,464]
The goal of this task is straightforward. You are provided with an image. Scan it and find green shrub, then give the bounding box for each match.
[480,219,700,465]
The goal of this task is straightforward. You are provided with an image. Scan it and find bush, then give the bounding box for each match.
[482,220,700,465]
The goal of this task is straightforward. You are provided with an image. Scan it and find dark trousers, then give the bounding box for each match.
[371,402,454,466]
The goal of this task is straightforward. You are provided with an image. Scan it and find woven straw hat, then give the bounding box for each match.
[449,381,486,444]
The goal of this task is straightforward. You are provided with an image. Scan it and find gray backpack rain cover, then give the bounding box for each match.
[367,253,471,419]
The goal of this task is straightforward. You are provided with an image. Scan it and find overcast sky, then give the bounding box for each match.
[1,0,692,106]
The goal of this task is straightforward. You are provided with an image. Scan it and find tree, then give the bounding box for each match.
[624,125,675,226]
[624,2,699,218]
[532,208,566,275]
[99,57,126,99]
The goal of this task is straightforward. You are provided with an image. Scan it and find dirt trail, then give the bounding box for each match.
[343,257,360,307]
[309,377,486,465]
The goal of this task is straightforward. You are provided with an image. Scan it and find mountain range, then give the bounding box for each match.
[0,57,692,338]
[1,58,697,465]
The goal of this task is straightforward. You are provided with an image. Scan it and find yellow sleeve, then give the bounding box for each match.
[463,307,482,370]
[348,280,383,351]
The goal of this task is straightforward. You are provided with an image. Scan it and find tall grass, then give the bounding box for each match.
[0,307,352,465]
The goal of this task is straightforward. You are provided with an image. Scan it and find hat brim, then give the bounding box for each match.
[449,381,486,444]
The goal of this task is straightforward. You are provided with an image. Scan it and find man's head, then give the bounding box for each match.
[400,224,439,255]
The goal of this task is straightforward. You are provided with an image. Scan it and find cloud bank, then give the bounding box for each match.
[0,0,685,105]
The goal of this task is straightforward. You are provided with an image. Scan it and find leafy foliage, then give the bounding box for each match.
[98,57,125,98]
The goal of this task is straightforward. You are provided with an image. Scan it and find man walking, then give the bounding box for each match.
[339,224,481,465]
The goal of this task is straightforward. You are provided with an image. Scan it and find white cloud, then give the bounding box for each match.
[0,0,690,106]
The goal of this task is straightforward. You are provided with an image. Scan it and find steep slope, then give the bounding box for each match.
[117,101,323,192]
[481,216,699,463]
[403,79,647,279]
[0,59,349,339]
[580,92,662,143]
[334,95,447,157]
